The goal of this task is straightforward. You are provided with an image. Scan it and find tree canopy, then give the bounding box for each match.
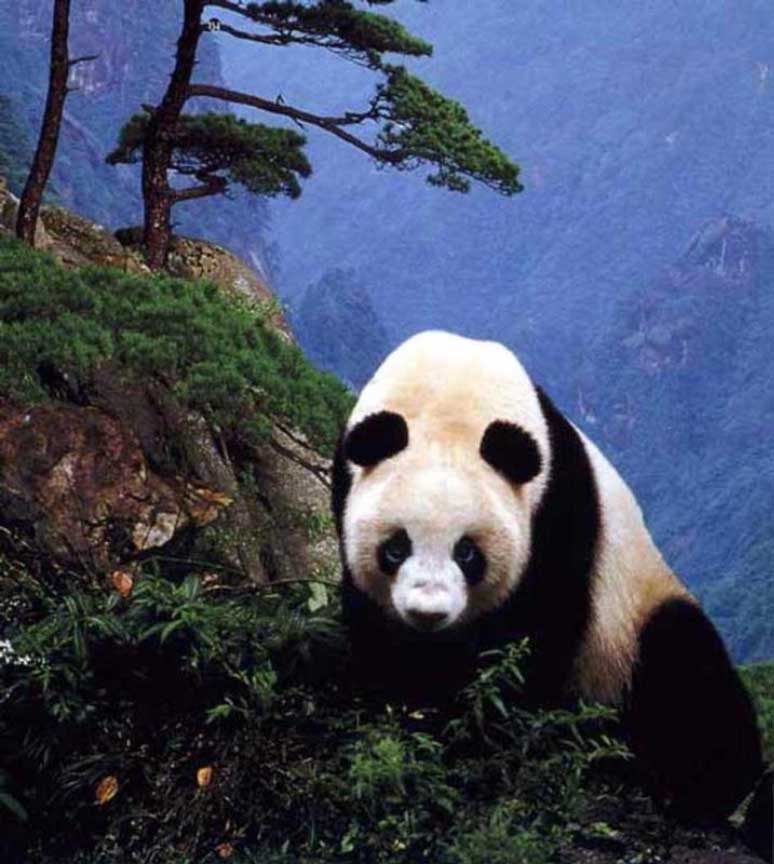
[108,111,311,201]
[110,0,522,268]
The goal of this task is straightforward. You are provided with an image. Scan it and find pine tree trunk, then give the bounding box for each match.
[16,0,71,246]
[142,0,206,270]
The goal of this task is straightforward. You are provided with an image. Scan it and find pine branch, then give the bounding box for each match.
[204,0,432,68]
[187,83,404,164]
[202,20,288,45]
[170,176,228,202]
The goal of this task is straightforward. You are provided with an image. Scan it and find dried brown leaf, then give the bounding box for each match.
[95,775,119,805]
[196,765,214,788]
[110,570,134,597]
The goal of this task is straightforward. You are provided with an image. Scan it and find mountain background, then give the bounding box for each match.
[1,0,773,661]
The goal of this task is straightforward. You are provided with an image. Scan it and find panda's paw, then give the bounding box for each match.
[742,769,773,863]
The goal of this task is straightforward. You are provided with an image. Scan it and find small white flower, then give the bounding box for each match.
[0,637,35,668]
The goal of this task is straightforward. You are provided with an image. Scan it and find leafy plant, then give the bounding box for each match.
[740,662,774,763]
[0,559,634,864]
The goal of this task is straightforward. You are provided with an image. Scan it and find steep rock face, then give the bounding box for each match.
[292,268,389,388]
[582,217,774,662]
[0,353,334,584]
[0,400,230,570]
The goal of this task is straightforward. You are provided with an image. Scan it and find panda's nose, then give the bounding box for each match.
[407,609,448,630]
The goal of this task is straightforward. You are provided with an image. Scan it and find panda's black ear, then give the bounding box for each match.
[480,420,542,485]
[345,411,409,468]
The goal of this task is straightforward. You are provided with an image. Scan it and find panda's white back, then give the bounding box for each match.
[573,429,690,703]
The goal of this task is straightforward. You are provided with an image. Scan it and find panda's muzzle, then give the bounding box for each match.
[392,564,467,631]
[405,609,449,631]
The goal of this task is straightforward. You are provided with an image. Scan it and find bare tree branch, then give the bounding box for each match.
[187,83,403,164]
[68,53,99,67]
[171,175,228,202]
[204,20,289,46]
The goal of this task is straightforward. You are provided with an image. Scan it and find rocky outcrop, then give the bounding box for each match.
[0,184,290,333]
[0,362,335,585]
[41,206,149,273]
[0,197,336,585]
[0,400,230,570]
[115,227,291,336]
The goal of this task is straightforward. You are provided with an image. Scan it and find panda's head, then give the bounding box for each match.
[340,410,543,633]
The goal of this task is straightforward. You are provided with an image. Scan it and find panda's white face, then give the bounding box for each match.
[344,460,532,632]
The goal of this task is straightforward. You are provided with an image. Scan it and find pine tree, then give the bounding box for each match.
[16,0,95,246]
[110,0,523,270]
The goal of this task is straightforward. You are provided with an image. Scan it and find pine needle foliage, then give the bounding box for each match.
[107,112,312,200]
[239,0,433,68]
[0,236,352,454]
[375,66,523,194]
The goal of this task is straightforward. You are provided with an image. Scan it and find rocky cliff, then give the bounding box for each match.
[0,195,346,589]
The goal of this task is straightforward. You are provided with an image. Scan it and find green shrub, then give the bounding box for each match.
[740,662,774,763]
[0,235,353,455]
[0,565,628,864]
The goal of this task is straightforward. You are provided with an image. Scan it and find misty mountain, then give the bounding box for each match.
[2,1,773,661]
[219,0,774,661]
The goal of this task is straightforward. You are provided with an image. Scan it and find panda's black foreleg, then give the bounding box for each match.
[743,769,773,862]
[625,597,765,826]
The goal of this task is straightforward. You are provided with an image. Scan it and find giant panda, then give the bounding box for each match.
[331,329,769,837]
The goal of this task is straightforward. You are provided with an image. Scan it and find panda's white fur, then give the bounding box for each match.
[342,329,689,706]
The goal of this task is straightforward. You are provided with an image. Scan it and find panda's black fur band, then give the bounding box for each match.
[479,420,542,485]
[344,410,409,467]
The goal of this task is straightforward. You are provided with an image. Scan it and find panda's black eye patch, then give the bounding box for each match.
[378,529,412,575]
[345,411,409,468]
[480,420,542,485]
[453,536,486,585]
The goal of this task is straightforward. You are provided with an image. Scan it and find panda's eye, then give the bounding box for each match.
[453,537,486,585]
[378,529,412,575]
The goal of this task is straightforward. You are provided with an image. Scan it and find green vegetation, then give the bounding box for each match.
[741,662,774,763]
[107,111,312,201]
[0,555,629,863]
[0,235,352,455]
